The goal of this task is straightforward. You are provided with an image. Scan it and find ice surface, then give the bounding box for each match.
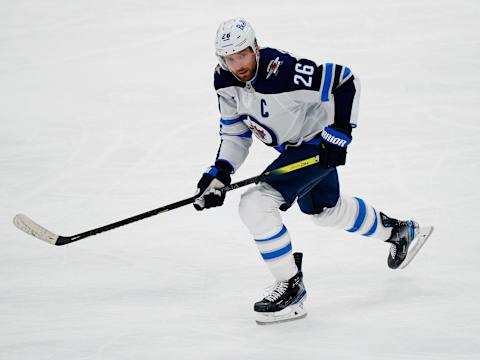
[1,1,479,359]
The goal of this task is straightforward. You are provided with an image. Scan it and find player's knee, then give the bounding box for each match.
[310,197,340,226]
[238,186,264,227]
[238,185,283,234]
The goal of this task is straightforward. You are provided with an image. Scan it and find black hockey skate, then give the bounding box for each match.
[383,215,434,270]
[254,252,307,325]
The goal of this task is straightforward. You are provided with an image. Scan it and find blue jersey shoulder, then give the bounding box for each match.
[213,48,322,93]
[254,47,321,94]
[259,47,297,64]
[214,65,245,91]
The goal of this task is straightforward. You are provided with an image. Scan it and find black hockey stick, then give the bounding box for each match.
[13,155,320,246]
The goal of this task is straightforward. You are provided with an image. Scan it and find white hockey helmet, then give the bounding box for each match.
[215,18,259,70]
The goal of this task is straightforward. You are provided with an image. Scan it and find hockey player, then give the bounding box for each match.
[193,18,433,325]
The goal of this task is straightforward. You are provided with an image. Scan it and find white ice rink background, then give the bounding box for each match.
[1,0,479,359]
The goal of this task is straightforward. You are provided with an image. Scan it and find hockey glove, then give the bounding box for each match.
[193,160,233,211]
[319,126,352,167]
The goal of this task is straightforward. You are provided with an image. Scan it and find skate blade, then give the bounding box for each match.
[399,225,434,269]
[255,302,307,325]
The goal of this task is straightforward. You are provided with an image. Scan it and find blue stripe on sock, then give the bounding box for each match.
[342,67,351,80]
[321,63,333,102]
[255,225,287,242]
[363,209,378,237]
[261,242,292,260]
[347,197,366,233]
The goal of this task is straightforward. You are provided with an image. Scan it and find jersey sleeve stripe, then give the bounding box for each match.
[220,115,246,125]
[338,66,353,87]
[332,64,342,90]
[237,130,253,138]
[222,130,252,138]
[321,63,334,101]
[220,125,252,136]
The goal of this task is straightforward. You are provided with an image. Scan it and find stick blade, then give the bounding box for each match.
[13,214,59,245]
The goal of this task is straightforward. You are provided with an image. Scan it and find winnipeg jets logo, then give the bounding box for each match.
[243,116,278,146]
[247,123,267,140]
[236,20,247,30]
[266,57,283,79]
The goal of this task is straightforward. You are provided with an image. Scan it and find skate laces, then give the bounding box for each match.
[265,281,289,302]
[390,244,397,259]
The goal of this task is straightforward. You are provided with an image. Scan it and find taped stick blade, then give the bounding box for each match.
[13,214,59,245]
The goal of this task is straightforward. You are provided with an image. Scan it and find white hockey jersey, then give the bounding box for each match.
[214,47,360,172]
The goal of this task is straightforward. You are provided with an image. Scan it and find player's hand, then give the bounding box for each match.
[319,126,352,167]
[194,160,233,211]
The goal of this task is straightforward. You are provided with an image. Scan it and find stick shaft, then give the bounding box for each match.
[16,155,320,246]
[63,175,260,244]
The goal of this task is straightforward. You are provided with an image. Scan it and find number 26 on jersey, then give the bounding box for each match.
[294,63,314,87]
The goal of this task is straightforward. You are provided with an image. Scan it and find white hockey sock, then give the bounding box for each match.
[311,195,393,240]
[239,183,298,281]
[254,225,297,281]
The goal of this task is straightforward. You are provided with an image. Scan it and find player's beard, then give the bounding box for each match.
[233,63,257,82]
